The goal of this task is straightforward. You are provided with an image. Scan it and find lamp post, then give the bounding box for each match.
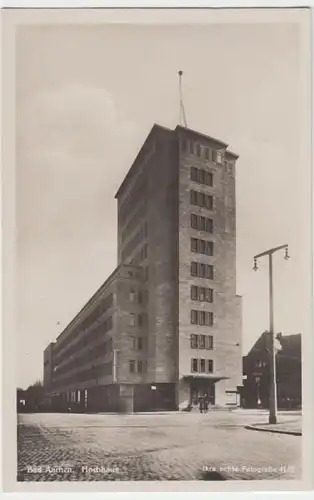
[253,244,290,424]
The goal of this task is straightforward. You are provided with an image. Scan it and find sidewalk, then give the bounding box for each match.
[245,419,302,436]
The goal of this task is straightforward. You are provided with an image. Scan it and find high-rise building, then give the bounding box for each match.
[43,124,242,412]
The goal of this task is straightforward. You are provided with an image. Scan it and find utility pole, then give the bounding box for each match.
[253,244,290,424]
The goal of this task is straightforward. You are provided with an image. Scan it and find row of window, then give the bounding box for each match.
[53,362,113,387]
[191,285,213,303]
[121,222,147,262]
[54,338,113,377]
[191,334,213,350]
[191,358,214,373]
[119,176,147,225]
[181,139,224,164]
[130,243,148,266]
[190,190,214,210]
[191,213,213,233]
[191,261,214,280]
[121,200,147,243]
[190,167,214,187]
[191,237,214,256]
[56,316,113,365]
[55,294,113,355]
[191,310,214,326]
[129,359,147,374]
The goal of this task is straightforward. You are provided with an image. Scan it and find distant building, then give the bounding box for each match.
[43,123,242,412]
[241,332,301,409]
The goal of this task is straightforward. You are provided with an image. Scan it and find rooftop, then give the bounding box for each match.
[115,123,239,199]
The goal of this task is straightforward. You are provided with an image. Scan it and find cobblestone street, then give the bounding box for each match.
[17,411,301,482]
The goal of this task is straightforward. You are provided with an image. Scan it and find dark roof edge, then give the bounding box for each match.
[226,150,239,160]
[175,124,229,148]
[114,124,172,199]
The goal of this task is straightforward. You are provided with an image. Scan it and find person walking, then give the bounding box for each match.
[203,393,209,413]
[198,395,204,413]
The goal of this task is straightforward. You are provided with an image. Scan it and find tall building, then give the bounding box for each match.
[44,124,242,412]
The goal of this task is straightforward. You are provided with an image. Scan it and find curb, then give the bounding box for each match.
[245,424,301,436]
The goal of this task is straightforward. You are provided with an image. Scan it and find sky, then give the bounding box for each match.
[16,21,310,389]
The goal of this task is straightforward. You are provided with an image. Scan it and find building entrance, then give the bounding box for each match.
[190,379,215,406]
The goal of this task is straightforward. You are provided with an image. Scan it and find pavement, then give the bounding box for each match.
[246,419,302,436]
[17,411,301,482]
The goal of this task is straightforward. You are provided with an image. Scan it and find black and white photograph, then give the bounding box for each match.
[1,6,313,492]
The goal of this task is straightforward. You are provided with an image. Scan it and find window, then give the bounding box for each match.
[191,238,214,256]
[217,151,223,164]
[191,358,198,373]
[191,238,198,253]
[207,360,213,373]
[191,334,198,349]
[190,166,213,186]
[191,214,213,233]
[138,337,143,350]
[138,314,143,327]
[190,191,213,211]
[206,218,213,233]
[191,213,198,229]
[191,310,198,324]
[191,262,197,277]
[205,171,213,186]
[195,143,201,157]
[190,262,214,280]
[205,288,213,303]
[191,167,198,181]
[191,310,214,326]
[212,150,217,163]
[199,263,205,277]
[190,334,213,350]
[129,314,136,326]
[199,311,205,325]
[205,265,214,279]
[199,240,206,254]
[206,241,214,256]
[191,358,213,373]
[205,336,213,350]
[138,291,142,304]
[199,335,205,349]
[190,190,198,205]
[129,360,136,373]
[204,148,210,160]
[129,289,136,302]
[205,195,213,210]
[191,285,198,300]
[199,169,205,184]
[199,288,205,301]
[205,312,214,326]
[138,360,144,373]
[199,192,205,207]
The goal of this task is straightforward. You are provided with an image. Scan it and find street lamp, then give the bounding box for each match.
[253,244,290,424]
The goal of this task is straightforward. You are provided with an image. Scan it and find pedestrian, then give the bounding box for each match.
[203,393,209,413]
[199,395,204,413]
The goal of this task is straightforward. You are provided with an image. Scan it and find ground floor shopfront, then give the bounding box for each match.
[46,376,240,413]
